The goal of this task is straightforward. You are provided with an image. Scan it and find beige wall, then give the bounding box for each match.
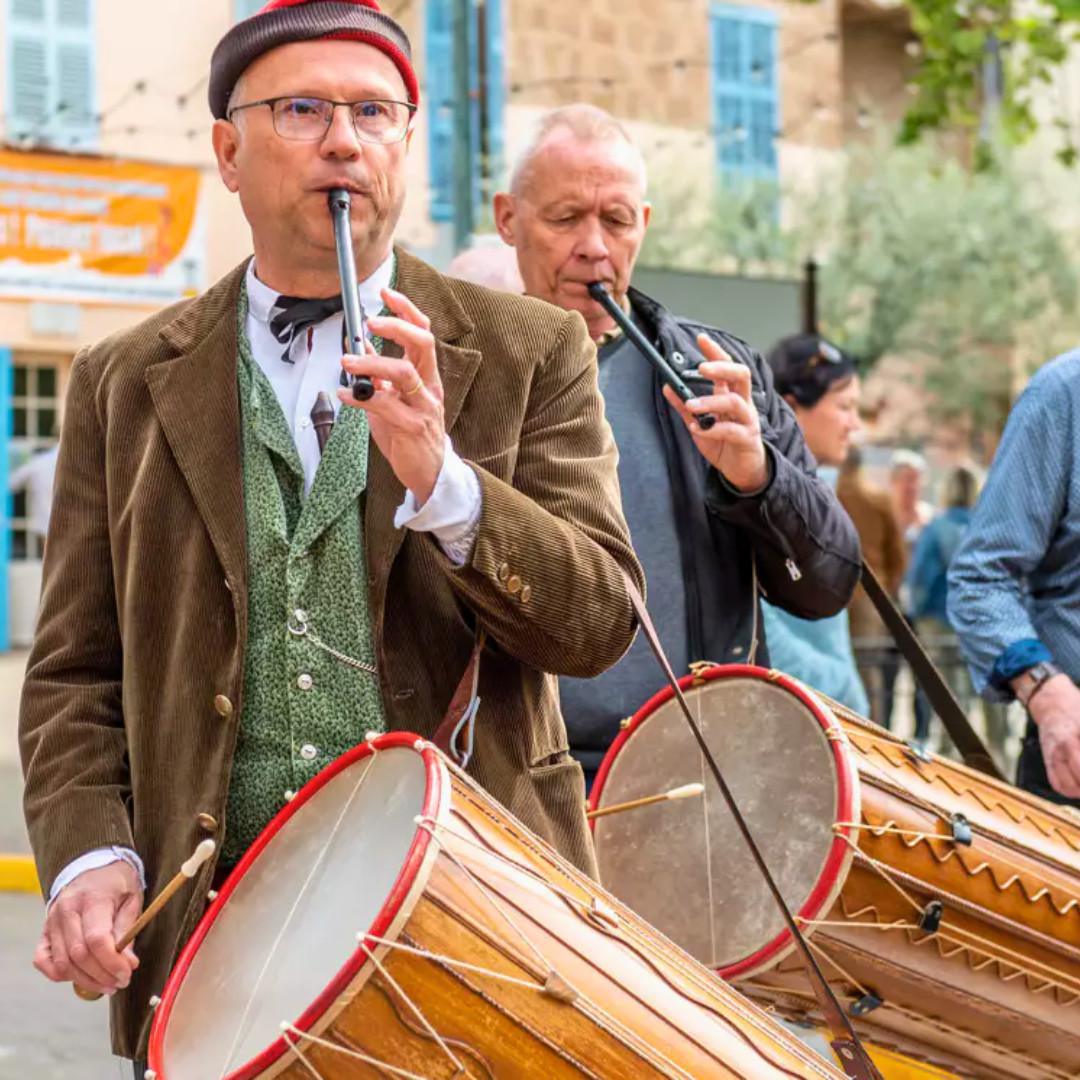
[0,0,441,361]
[840,4,915,140]
[503,0,912,219]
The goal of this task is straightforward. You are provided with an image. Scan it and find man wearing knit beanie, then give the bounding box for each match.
[20,3,643,1071]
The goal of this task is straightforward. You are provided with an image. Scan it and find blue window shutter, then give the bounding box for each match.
[466,0,482,216]
[10,36,48,135]
[7,0,97,148]
[0,348,11,653]
[482,0,505,204]
[710,4,778,185]
[425,0,456,223]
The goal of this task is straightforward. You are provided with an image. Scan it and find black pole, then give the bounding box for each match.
[802,257,819,334]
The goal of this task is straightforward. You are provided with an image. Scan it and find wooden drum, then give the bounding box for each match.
[589,665,1080,1080]
[147,730,843,1079]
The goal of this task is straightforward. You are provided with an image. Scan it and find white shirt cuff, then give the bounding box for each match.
[394,437,482,567]
[48,847,146,906]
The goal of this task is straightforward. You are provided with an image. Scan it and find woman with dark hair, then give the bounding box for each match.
[762,334,869,713]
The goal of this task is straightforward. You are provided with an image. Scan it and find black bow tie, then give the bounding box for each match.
[268,293,347,364]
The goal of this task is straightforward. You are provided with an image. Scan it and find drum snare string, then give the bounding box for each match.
[419,799,843,1080]
[835,818,1080,919]
[356,940,471,1076]
[848,730,1080,863]
[414,814,568,975]
[219,761,373,1078]
[361,933,562,994]
[282,1022,432,1080]
[823,833,1080,1000]
[696,690,719,969]
[745,982,1077,1080]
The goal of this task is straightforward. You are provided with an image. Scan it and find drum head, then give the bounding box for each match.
[591,669,858,977]
[151,738,441,1080]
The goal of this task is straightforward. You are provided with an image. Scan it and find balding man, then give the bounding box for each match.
[495,105,861,780]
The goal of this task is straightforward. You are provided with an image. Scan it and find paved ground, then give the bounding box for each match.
[0,650,121,1078]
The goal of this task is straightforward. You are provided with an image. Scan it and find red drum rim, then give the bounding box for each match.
[147,731,444,1080]
[588,664,860,980]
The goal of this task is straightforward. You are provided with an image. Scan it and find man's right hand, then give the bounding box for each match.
[33,861,143,996]
[1028,674,1080,799]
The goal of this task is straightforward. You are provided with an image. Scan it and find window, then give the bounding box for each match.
[710,5,779,185]
[9,362,59,561]
[7,0,97,149]
[234,0,262,20]
[425,0,505,244]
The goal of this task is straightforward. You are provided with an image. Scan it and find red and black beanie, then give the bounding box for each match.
[208,0,419,120]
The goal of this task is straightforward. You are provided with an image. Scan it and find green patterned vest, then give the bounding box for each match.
[223,290,386,864]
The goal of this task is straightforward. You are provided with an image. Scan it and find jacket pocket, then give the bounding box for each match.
[526,756,598,879]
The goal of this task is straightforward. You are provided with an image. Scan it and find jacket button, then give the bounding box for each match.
[214,695,234,718]
[520,583,532,604]
[507,575,522,595]
[196,813,218,833]
[497,562,510,583]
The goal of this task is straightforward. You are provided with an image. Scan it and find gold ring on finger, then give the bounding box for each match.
[403,379,425,397]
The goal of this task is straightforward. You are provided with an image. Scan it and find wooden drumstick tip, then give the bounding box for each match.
[586,782,706,820]
[181,839,216,878]
[667,783,705,800]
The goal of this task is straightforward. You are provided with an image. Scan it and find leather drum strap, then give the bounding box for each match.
[859,561,1003,781]
[622,572,882,1080]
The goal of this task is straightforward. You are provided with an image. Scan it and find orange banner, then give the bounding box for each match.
[0,147,205,303]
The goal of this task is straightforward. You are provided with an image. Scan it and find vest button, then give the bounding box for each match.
[196,813,218,833]
[214,695,234,718]
[297,673,314,691]
[507,575,522,595]
[299,744,318,761]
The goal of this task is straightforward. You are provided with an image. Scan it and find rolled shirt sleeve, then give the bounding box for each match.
[948,361,1074,700]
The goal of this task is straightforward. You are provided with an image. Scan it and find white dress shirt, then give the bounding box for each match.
[50,254,482,901]
[9,444,59,539]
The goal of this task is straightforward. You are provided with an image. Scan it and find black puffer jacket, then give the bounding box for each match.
[629,286,862,663]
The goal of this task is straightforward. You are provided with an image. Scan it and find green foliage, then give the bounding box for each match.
[796,141,1078,430]
[640,168,799,276]
[643,139,1079,433]
[814,0,1080,163]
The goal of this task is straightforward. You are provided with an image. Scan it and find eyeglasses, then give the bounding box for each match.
[227,96,416,144]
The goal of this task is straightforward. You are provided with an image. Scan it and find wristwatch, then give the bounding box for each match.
[1013,661,1063,708]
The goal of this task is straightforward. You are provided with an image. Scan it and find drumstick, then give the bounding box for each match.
[74,839,216,1001]
[587,783,705,820]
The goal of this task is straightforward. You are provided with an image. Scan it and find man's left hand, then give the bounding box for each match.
[663,333,769,493]
[340,287,445,506]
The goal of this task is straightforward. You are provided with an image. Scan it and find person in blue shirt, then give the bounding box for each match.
[948,352,1080,806]
[762,334,869,714]
[908,467,1008,758]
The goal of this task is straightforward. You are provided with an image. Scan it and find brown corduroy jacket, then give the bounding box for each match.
[19,250,643,1060]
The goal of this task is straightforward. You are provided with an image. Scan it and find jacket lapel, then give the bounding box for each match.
[364,250,482,595]
[146,263,248,595]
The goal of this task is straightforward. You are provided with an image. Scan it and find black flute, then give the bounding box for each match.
[587,282,715,430]
[328,188,375,401]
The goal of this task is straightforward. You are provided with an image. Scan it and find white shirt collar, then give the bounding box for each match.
[244,249,396,326]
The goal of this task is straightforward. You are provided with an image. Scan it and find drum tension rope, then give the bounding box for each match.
[621,572,885,1080]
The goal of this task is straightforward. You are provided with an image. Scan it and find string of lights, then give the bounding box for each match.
[8,27,844,153]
